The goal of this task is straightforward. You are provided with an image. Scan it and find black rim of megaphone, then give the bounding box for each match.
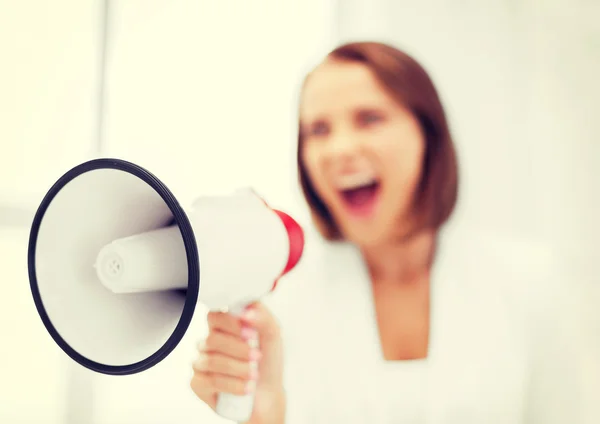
[27,158,200,375]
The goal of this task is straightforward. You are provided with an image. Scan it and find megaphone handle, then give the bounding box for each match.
[215,302,258,423]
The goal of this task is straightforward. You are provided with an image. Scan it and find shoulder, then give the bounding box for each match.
[440,223,576,334]
[441,223,554,288]
[441,223,554,278]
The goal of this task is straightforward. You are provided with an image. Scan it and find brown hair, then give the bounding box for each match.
[297,41,459,240]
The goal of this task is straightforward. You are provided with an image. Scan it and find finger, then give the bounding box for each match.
[193,353,259,380]
[239,302,280,341]
[199,331,259,361]
[189,375,217,409]
[192,371,255,396]
[207,311,243,336]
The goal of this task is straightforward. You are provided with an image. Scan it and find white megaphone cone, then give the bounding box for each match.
[28,158,304,423]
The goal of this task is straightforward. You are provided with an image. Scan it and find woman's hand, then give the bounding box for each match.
[190,302,286,424]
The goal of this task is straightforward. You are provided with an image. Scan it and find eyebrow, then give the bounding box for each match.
[299,115,325,127]
[302,105,384,123]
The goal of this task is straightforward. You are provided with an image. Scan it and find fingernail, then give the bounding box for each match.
[241,327,257,341]
[245,380,256,394]
[242,308,256,323]
[249,349,262,361]
[248,336,259,349]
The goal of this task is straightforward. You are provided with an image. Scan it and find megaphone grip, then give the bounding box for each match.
[215,302,258,423]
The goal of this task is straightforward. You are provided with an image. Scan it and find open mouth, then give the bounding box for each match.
[338,180,381,217]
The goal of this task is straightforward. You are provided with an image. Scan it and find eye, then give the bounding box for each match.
[308,120,330,138]
[357,110,384,127]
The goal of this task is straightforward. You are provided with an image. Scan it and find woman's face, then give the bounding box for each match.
[300,60,426,247]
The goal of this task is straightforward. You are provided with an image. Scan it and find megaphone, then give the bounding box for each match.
[27,158,304,422]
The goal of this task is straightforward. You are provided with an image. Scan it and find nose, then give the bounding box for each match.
[325,129,361,161]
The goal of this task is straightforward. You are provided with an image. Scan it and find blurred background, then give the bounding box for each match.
[0,0,598,423]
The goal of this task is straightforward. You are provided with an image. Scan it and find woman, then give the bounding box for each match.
[189,42,592,424]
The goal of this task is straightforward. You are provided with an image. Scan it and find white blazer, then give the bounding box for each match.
[264,221,598,424]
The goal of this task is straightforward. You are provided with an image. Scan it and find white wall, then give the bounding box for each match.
[0,0,103,202]
[0,1,104,422]
[522,0,600,341]
[102,0,337,220]
[0,228,67,424]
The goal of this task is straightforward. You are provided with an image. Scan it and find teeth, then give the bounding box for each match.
[336,174,378,190]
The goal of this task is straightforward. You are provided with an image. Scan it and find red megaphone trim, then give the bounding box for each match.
[253,194,304,291]
[272,209,304,290]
